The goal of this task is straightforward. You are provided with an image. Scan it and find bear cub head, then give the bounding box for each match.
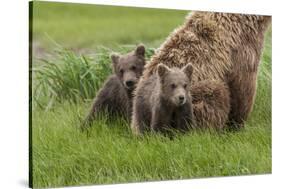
[157,63,193,107]
[111,45,146,91]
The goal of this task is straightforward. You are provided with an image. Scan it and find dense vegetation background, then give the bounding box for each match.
[31,2,272,188]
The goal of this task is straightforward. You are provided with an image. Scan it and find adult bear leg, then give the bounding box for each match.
[191,80,230,129]
[227,71,258,129]
[228,46,260,129]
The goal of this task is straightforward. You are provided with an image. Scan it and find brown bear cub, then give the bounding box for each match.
[131,63,194,136]
[82,45,146,130]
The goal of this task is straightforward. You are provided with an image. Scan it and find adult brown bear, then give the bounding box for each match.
[142,11,271,129]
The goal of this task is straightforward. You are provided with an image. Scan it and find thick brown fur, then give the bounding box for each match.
[191,80,230,129]
[131,64,194,136]
[82,45,146,130]
[143,11,271,129]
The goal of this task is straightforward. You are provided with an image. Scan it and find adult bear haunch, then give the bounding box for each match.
[131,63,194,136]
[82,45,146,130]
[143,11,271,129]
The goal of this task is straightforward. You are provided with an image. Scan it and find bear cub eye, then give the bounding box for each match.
[131,66,136,71]
[183,84,187,88]
[171,84,177,89]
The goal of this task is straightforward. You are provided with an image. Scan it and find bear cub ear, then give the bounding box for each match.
[135,44,145,57]
[182,63,193,81]
[111,54,120,65]
[157,63,170,78]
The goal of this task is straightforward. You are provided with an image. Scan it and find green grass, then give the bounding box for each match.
[31,30,272,188]
[32,1,187,49]
[31,2,272,188]
[32,102,271,187]
[32,45,155,110]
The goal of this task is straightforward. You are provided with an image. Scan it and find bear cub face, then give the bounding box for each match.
[157,63,193,107]
[111,45,146,91]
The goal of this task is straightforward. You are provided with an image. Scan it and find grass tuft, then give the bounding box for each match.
[32,46,155,110]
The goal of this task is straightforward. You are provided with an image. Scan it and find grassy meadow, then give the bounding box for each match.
[32,1,187,50]
[31,1,272,188]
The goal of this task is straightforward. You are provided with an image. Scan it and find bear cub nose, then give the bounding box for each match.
[179,95,185,103]
[125,80,135,87]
